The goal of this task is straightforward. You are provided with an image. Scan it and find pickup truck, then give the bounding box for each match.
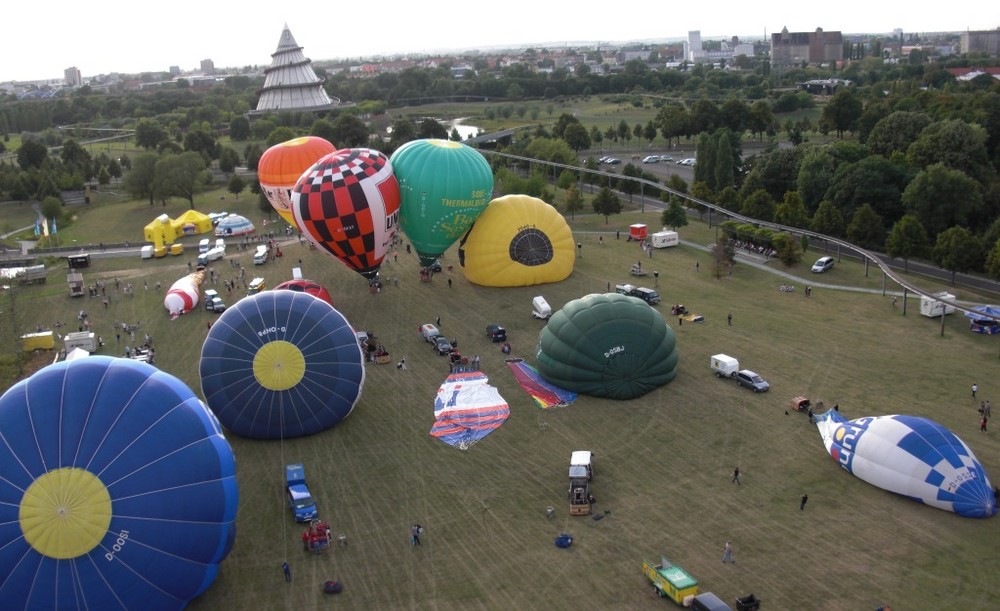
[285,464,318,523]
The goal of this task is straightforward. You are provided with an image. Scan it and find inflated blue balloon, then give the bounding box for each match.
[200,290,365,439]
[0,356,239,610]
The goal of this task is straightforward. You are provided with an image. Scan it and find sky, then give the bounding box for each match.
[3,1,994,82]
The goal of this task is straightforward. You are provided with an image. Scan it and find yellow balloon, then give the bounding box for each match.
[459,195,575,287]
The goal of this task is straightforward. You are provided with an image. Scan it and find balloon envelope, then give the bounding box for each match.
[274,278,334,306]
[815,411,997,518]
[292,148,400,281]
[390,139,493,267]
[200,290,365,439]
[258,136,337,226]
[536,293,678,400]
[459,194,574,286]
[0,356,239,609]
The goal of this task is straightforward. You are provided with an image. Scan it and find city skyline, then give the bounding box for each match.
[4,0,995,83]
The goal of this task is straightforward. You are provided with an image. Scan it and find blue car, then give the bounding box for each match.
[285,463,318,522]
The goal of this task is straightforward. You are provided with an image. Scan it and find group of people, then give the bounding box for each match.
[978,395,991,432]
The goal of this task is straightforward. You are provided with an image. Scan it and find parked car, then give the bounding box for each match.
[486,323,507,342]
[641,155,660,164]
[433,335,454,355]
[203,289,227,313]
[811,256,835,273]
[659,155,674,162]
[676,158,697,166]
[429,259,443,273]
[735,370,770,392]
[285,464,318,523]
[605,157,621,165]
[597,156,611,164]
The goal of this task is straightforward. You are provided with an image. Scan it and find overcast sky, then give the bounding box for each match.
[3,1,993,82]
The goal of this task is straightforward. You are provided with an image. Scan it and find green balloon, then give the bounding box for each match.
[390,139,494,267]
[536,293,678,400]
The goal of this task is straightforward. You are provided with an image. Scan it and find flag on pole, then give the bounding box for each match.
[50,218,57,234]
[42,219,49,237]
[34,221,40,236]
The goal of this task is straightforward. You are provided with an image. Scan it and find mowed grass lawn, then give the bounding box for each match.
[6,193,1000,610]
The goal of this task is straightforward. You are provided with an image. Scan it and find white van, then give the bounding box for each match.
[711,354,740,378]
[196,246,225,267]
[215,238,226,253]
[198,238,210,253]
[253,245,268,265]
[140,245,154,259]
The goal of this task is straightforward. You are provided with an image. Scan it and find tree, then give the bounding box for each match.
[985,238,1000,281]
[97,166,111,187]
[747,100,774,141]
[810,200,845,237]
[713,131,735,192]
[902,164,983,238]
[562,122,591,151]
[388,117,417,149]
[796,149,835,214]
[564,184,584,219]
[740,189,775,222]
[819,88,863,138]
[826,155,906,225]
[866,111,931,157]
[154,151,208,208]
[134,119,168,150]
[774,191,810,229]
[244,143,263,171]
[417,118,448,139]
[591,186,622,223]
[228,175,246,199]
[183,128,219,163]
[122,152,159,205]
[661,200,689,230]
[711,231,736,279]
[107,158,122,184]
[265,126,296,148]
[552,113,582,140]
[309,119,337,144]
[771,231,803,267]
[556,169,577,191]
[885,214,929,272]
[846,203,885,249]
[218,146,240,174]
[932,226,983,284]
[229,116,251,141]
[17,139,47,170]
[906,119,992,183]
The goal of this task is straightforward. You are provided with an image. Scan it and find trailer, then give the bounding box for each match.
[17,265,47,285]
[67,273,85,297]
[628,224,648,241]
[651,230,679,248]
[920,291,956,317]
[710,354,739,378]
[642,555,700,604]
[64,331,97,353]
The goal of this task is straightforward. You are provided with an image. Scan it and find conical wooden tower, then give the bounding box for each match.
[253,24,338,114]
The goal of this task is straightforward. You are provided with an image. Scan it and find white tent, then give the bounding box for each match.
[65,347,90,361]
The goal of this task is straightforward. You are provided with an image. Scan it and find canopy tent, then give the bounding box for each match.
[214,214,255,237]
[964,305,1000,335]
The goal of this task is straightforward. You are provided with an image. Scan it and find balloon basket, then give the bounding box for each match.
[375,355,391,364]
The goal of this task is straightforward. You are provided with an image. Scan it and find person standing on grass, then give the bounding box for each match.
[722,541,735,563]
[972,383,978,398]
[282,562,291,583]
[411,524,422,546]
[800,494,809,510]
[731,467,741,485]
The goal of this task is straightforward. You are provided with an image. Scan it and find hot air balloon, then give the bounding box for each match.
[200,290,365,439]
[291,148,400,284]
[430,370,510,450]
[459,194,575,286]
[390,139,493,268]
[164,270,205,318]
[258,136,337,226]
[536,293,678,400]
[274,278,334,306]
[0,356,239,609]
[815,410,997,518]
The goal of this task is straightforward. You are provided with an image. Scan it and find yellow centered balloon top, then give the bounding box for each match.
[20,467,112,559]
[253,340,306,391]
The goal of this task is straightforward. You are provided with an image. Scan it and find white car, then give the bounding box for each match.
[811,256,835,273]
[641,155,660,164]
[677,158,697,166]
[659,155,674,162]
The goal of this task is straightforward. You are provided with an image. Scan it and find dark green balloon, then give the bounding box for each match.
[536,293,678,400]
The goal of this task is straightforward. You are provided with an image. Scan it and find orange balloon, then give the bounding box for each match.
[258,136,336,226]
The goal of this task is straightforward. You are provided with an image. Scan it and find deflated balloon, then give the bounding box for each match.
[391,139,493,267]
[258,136,337,226]
[274,278,334,306]
[292,148,400,281]
[536,293,678,400]
[815,411,996,518]
[0,356,239,609]
[459,194,575,287]
[200,290,365,439]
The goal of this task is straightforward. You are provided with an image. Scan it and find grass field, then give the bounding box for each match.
[4,188,1000,610]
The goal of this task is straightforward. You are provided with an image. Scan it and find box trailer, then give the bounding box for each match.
[64,331,96,353]
[711,354,740,378]
[532,296,552,320]
[67,272,85,297]
[651,230,679,248]
[628,224,648,241]
[920,292,957,317]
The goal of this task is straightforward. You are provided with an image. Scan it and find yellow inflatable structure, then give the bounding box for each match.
[459,194,575,287]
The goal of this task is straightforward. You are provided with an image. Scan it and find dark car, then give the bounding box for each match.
[735,370,770,392]
[429,260,443,273]
[432,335,453,355]
[486,323,507,342]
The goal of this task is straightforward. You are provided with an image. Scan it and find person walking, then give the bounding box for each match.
[800,494,809,510]
[972,383,979,398]
[282,562,292,583]
[981,416,988,433]
[985,401,992,418]
[436,316,441,327]
[722,541,735,563]
[731,467,741,485]
[411,524,422,546]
